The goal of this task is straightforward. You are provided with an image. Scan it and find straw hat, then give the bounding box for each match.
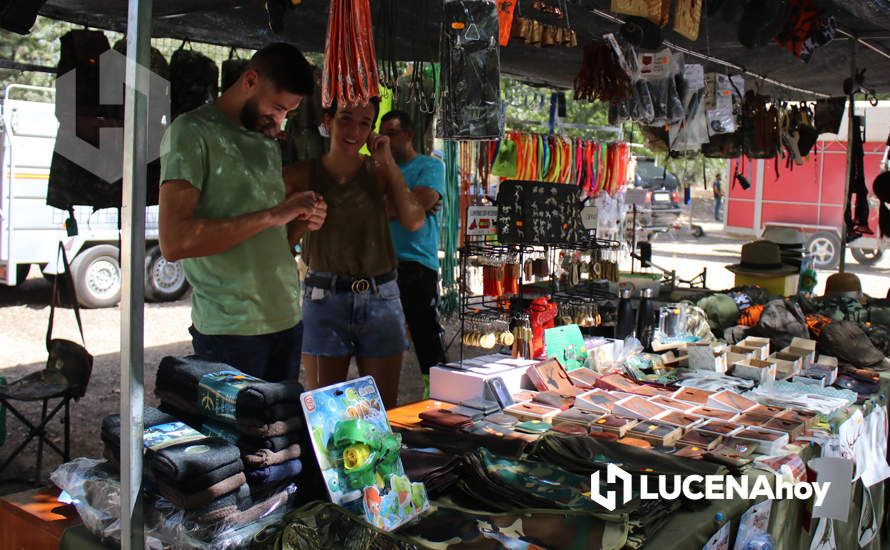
[824,272,862,298]
[726,240,799,277]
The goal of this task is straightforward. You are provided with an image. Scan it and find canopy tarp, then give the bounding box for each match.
[35,0,890,98]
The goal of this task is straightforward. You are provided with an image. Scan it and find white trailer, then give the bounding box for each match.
[0,84,188,307]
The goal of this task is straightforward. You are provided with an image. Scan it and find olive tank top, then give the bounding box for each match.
[302,157,398,277]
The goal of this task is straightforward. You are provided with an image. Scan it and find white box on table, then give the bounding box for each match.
[731,358,777,385]
[769,352,803,380]
[430,363,535,403]
[737,336,770,360]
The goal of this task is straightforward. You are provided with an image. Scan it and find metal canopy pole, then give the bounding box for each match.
[121,0,152,547]
[839,38,857,273]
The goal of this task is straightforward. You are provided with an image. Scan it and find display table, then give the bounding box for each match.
[386,370,890,550]
[0,486,81,550]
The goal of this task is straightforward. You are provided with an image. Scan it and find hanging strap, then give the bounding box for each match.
[47,242,86,350]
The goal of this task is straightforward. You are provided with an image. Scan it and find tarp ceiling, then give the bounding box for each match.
[36,0,890,99]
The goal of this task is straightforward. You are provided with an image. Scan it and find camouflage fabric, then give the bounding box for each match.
[265,500,628,550]
[401,503,628,550]
[267,502,414,550]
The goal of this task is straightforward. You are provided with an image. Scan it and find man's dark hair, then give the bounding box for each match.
[380,110,414,132]
[248,42,314,96]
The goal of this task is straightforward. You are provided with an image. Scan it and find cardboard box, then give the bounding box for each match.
[769,352,803,380]
[686,343,727,374]
[783,337,816,369]
[430,364,534,403]
[816,355,838,368]
[726,345,757,367]
[729,426,790,455]
[731,358,777,385]
[737,336,771,360]
[802,363,838,385]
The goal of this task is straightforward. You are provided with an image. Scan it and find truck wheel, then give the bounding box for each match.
[851,248,883,266]
[13,264,31,285]
[69,244,121,308]
[144,245,189,302]
[807,232,840,269]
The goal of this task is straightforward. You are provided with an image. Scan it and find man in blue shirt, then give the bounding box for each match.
[380,110,446,398]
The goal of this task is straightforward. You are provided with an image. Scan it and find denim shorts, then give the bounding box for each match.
[301,272,408,358]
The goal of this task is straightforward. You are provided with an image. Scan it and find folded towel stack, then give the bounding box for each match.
[101,408,247,511]
[154,355,308,497]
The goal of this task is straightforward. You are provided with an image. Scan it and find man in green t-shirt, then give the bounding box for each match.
[159,43,325,382]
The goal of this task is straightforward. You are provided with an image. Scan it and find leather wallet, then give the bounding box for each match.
[568,367,599,389]
[418,409,474,430]
[485,377,514,409]
[460,397,501,414]
[484,412,518,426]
[449,405,485,421]
[671,386,714,405]
[513,420,551,434]
[696,419,738,436]
[503,402,561,422]
[678,429,723,450]
[526,358,580,394]
[590,414,638,438]
[532,391,575,411]
[628,421,683,447]
[512,390,538,402]
[552,407,601,427]
[549,422,588,436]
[688,406,736,421]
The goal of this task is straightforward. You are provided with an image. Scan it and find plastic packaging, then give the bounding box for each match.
[637,48,681,126]
[51,457,293,549]
[437,0,504,139]
[703,73,739,135]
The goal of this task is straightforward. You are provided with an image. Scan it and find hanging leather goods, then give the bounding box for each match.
[502,262,520,295]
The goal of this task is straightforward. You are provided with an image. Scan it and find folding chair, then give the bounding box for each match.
[0,244,93,483]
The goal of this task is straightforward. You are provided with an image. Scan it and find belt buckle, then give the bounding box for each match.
[351,278,370,294]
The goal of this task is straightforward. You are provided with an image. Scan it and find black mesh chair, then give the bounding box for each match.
[0,359,92,481]
[0,244,93,482]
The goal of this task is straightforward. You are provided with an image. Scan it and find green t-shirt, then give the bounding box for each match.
[159,104,300,336]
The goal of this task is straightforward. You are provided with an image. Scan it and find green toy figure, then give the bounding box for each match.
[330,418,401,491]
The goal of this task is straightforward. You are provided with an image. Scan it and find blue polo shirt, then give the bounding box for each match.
[390,155,445,271]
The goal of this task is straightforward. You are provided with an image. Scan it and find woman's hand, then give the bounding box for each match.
[305,197,328,231]
[366,131,396,168]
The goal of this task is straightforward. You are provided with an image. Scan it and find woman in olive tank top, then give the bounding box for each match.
[284,98,425,407]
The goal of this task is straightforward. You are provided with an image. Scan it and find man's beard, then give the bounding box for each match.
[239,98,278,137]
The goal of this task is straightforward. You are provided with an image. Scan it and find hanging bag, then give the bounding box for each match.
[221,48,249,93]
[170,42,219,119]
[46,243,93,399]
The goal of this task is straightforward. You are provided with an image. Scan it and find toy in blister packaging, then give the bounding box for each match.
[301,376,430,531]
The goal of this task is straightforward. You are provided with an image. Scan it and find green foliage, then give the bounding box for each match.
[0,16,76,100]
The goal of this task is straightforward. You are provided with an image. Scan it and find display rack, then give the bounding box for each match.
[456,182,622,366]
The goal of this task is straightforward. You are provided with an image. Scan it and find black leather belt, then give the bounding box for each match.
[305,271,397,294]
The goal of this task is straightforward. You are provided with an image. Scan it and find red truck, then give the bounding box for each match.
[726,101,888,268]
